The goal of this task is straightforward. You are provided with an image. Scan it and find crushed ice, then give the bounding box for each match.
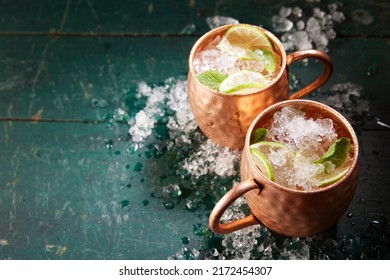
[128,79,197,148]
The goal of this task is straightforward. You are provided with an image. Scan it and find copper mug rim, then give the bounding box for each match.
[188,23,288,98]
[244,99,360,194]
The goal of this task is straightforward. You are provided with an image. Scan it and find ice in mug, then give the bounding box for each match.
[193,24,282,94]
[249,106,353,190]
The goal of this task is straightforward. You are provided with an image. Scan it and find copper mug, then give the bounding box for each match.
[187,24,334,149]
[209,100,359,237]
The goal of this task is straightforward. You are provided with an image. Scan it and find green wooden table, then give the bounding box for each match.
[0,0,389,260]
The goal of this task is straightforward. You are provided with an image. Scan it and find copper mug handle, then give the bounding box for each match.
[287,49,334,100]
[209,178,261,234]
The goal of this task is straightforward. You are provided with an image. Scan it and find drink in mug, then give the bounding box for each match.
[249,106,353,190]
[193,24,282,95]
[187,24,333,149]
[208,100,359,237]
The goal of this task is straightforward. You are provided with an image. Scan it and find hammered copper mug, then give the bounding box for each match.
[209,100,359,237]
[187,24,334,149]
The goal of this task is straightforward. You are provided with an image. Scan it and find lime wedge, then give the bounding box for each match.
[250,141,295,181]
[253,49,277,73]
[219,70,269,94]
[225,24,273,50]
[250,148,275,181]
[250,141,294,156]
[316,160,352,187]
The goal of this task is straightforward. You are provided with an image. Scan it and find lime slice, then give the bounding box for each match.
[250,141,294,156]
[250,148,275,181]
[216,36,255,60]
[253,49,277,73]
[225,24,273,50]
[250,141,295,181]
[316,160,352,187]
[219,70,269,94]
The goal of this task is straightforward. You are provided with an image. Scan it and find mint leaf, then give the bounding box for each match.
[313,137,351,168]
[251,128,268,143]
[197,70,227,91]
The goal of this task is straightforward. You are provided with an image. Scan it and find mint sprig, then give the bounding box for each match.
[251,128,268,143]
[197,70,227,91]
[313,137,351,169]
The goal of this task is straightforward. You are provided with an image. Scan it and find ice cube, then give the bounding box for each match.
[331,11,345,23]
[291,31,313,50]
[306,17,321,39]
[272,15,294,32]
[295,20,305,30]
[206,16,239,30]
[292,6,303,18]
[180,23,197,35]
[279,6,292,18]
[267,106,337,157]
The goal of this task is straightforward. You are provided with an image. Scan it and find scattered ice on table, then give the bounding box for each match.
[180,23,197,35]
[295,20,305,30]
[128,79,197,148]
[279,238,310,259]
[314,82,370,127]
[128,81,166,145]
[165,79,198,139]
[274,4,344,52]
[351,9,374,25]
[279,6,292,18]
[206,16,239,30]
[90,98,108,108]
[272,6,294,33]
[129,110,156,143]
[272,15,294,33]
[220,196,247,223]
[290,30,313,50]
[319,82,390,130]
[112,108,129,122]
[169,247,200,260]
[292,6,303,18]
[328,3,345,23]
[181,139,240,177]
[162,184,182,198]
